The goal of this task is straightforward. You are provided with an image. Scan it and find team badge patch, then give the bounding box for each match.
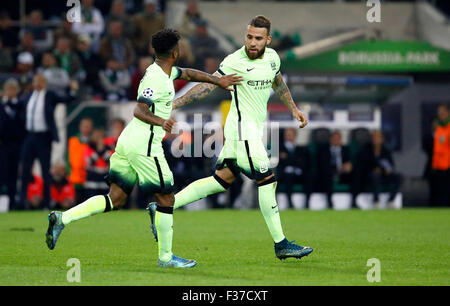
[260,161,269,173]
[270,61,276,71]
[142,88,154,98]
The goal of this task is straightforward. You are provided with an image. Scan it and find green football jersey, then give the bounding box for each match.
[217,46,281,140]
[116,63,181,157]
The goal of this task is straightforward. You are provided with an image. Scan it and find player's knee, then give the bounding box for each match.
[257,174,277,187]
[213,174,232,190]
[109,191,127,209]
[215,168,235,185]
[108,184,128,209]
[109,193,127,209]
[156,193,175,207]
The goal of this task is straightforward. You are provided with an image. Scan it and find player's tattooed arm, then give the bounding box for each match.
[179,68,243,91]
[272,74,296,112]
[133,102,176,132]
[172,82,217,110]
[272,74,308,128]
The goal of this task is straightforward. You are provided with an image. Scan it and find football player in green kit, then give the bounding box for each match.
[147,16,314,261]
[45,29,243,268]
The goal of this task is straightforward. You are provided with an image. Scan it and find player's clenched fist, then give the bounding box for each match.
[292,108,308,129]
[163,118,176,133]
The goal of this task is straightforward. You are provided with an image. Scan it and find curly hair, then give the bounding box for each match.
[151,29,181,57]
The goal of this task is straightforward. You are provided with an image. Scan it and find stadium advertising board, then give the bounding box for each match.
[282,41,450,72]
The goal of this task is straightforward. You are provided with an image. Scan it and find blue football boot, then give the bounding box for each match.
[46,211,65,250]
[146,202,158,242]
[158,255,197,268]
[275,238,314,260]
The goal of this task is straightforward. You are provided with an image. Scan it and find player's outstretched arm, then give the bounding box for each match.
[172,82,217,110]
[134,102,175,132]
[179,68,243,91]
[273,74,308,128]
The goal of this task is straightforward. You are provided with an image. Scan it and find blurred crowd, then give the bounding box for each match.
[0,0,449,210]
[276,127,402,209]
[0,0,228,210]
[0,0,226,102]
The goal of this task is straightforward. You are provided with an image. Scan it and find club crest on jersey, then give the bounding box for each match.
[142,88,154,98]
[270,61,276,71]
[260,162,269,173]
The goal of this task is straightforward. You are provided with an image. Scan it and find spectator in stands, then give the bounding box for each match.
[175,0,203,38]
[27,174,44,209]
[98,59,131,101]
[354,130,401,209]
[76,34,102,94]
[429,104,450,206]
[20,10,54,52]
[18,74,79,209]
[132,0,164,55]
[72,0,105,52]
[99,20,136,69]
[104,117,125,150]
[0,12,19,51]
[177,38,195,68]
[14,52,35,93]
[189,19,225,70]
[171,39,195,91]
[0,79,25,209]
[53,17,79,51]
[277,128,311,208]
[16,32,39,60]
[317,131,353,208]
[50,162,75,209]
[270,30,300,52]
[37,52,71,96]
[68,117,93,203]
[14,32,41,86]
[204,57,220,74]
[106,0,135,38]
[129,56,153,100]
[83,128,112,198]
[54,36,83,80]
[0,38,13,72]
[26,163,76,210]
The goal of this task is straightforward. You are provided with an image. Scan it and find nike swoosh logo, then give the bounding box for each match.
[271,205,278,209]
[247,68,255,72]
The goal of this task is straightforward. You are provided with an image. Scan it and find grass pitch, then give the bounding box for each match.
[0,208,449,286]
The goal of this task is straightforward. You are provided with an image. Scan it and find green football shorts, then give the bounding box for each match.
[106,150,174,195]
[215,139,273,181]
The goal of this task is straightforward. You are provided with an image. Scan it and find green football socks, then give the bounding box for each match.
[155,206,174,262]
[62,195,113,225]
[174,175,229,209]
[258,181,286,243]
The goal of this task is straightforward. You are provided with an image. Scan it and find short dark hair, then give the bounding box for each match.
[249,15,271,35]
[438,103,449,111]
[111,118,126,127]
[151,29,181,57]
